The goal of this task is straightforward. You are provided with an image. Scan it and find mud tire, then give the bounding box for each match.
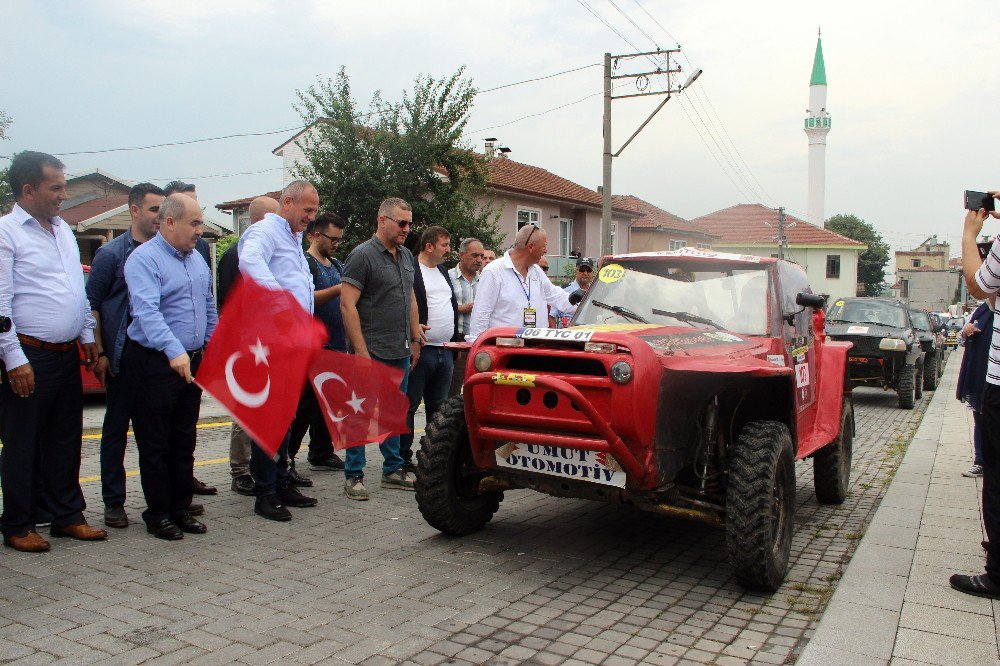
[897,363,915,409]
[726,420,795,592]
[415,395,503,535]
[914,361,923,400]
[923,353,938,391]
[813,396,853,504]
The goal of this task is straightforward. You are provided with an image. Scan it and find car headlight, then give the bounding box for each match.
[474,352,493,372]
[610,361,633,384]
[878,338,907,351]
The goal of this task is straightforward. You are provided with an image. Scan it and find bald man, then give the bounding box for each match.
[218,196,279,495]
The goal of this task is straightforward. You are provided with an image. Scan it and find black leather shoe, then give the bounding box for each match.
[278,485,318,508]
[288,464,314,488]
[231,474,256,496]
[146,518,184,541]
[255,494,292,521]
[192,477,217,495]
[187,503,205,517]
[104,504,129,529]
[173,514,207,534]
[308,454,345,471]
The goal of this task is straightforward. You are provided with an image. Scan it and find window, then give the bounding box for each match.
[826,254,841,279]
[669,239,687,251]
[517,208,541,230]
[696,243,712,250]
[610,222,618,254]
[558,218,573,257]
[237,210,251,237]
[912,258,921,268]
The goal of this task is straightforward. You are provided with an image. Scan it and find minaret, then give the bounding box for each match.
[805,31,831,228]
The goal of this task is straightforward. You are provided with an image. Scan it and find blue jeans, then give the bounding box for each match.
[400,346,454,462]
[344,354,410,479]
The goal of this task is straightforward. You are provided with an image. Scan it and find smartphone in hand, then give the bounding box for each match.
[965,190,996,212]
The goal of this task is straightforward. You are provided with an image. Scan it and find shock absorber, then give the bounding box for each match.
[696,396,719,493]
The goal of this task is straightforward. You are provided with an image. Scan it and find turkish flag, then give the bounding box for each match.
[196,278,327,457]
[309,349,410,450]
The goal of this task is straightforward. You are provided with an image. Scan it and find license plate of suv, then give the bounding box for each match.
[495,443,626,488]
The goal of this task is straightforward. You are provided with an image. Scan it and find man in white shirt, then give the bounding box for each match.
[467,225,576,341]
[0,151,107,552]
[402,227,459,471]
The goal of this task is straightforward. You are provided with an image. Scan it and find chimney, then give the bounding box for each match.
[485,137,497,159]
[498,146,512,159]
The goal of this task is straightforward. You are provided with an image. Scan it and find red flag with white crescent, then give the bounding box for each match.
[309,349,410,450]
[195,278,327,457]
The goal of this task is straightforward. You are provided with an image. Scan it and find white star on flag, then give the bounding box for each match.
[249,338,270,366]
[346,392,366,414]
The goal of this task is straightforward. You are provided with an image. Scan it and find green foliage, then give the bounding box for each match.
[293,67,502,258]
[826,213,890,296]
[0,112,11,215]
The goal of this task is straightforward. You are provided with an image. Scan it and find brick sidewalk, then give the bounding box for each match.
[0,371,935,665]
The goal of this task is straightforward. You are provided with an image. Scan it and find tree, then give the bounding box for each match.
[826,213,890,296]
[293,67,502,257]
[0,111,12,215]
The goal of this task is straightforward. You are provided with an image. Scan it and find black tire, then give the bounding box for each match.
[897,363,915,409]
[726,420,796,592]
[415,395,503,535]
[914,361,923,400]
[923,352,938,391]
[813,396,853,504]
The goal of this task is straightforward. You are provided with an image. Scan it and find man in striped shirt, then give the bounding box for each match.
[957,197,1000,599]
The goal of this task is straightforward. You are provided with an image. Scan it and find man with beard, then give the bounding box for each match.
[87,182,164,528]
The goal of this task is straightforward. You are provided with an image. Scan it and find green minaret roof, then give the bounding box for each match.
[810,36,827,86]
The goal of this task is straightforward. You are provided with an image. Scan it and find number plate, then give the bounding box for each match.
[495,443,626,488]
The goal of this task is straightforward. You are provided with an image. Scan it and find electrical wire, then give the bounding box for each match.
[479,63,601,93]
[467,82,631,134]
[606,0,661,49]
[147,167,283,181]
[46,126,303,157]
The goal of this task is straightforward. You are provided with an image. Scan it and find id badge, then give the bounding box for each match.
[523,307,537,327]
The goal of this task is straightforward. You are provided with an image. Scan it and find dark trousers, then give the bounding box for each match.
[125,344,201,525]
[0,346,86,537]
[973,409,984,466]
[979,384,1000,584]
[288,384,335,464]
[250,430,290,495]
[401,345,454,461]
[99,363,132,506]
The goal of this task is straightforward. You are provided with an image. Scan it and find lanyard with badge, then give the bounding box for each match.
[514,268,536,327]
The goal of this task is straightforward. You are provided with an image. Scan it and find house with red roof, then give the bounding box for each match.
[612,195,716,253]
[691,203,866,302]
[218,125,642,276]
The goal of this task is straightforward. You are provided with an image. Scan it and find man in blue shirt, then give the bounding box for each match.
[87,182,164,529]
[239,180,321,521]
[123,194,218,541]
[287,212,348,479]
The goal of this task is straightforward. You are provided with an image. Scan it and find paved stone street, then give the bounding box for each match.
[0,372,936,665]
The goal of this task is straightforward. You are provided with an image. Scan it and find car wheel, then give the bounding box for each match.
[415,395,503,535]
[923,352,938,391]
[726,420,795,592]
[813,396,853,504]
[914,360,923,400]
[897,363,915,409]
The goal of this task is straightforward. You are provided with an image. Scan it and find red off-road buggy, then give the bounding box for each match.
[416,249,853,591]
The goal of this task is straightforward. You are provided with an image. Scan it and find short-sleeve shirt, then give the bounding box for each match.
[341,236,415,359]
[974,235,1000,385]
[307,254,347,352]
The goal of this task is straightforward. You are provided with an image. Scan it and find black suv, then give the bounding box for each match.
[825,297,924,409]
[909,308,944,391]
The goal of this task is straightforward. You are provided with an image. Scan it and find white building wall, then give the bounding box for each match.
[898,269,959,312]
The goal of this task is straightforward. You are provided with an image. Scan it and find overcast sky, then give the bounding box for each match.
[3,0,998,270]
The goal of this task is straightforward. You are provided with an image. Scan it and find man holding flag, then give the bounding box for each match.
[237,180,322,521]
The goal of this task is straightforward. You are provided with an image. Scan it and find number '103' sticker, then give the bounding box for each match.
[598,264,625,283]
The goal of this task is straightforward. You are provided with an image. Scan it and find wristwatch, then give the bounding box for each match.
[411,337,422,345]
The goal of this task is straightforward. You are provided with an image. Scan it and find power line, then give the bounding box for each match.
[676,95,759,203]
[148,167,283,181]
[468,83,630,134]
[479,63,601,93]
[629,0,681,48]
[46,126,303,157]
[606,0,660,48]
[574,0,645,55]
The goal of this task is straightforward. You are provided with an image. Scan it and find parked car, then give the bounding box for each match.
[909,308,944,391]
[416,248,854,592]
[944,316,965,348]
[825,297,923,408]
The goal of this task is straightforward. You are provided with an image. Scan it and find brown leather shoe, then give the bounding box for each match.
[50,522,108,541]
[4,530,51,552]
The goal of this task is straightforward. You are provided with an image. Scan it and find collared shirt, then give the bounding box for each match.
[974,235,1000,385]
[448,265,478,337]
[125,233,217,360]
[466,250,575,341]
[0,204,96,370]
[307,254,347,352]
[87,229,142,373]
[238,212,313,314]
[552,280,584,329]
[341,235,415,359]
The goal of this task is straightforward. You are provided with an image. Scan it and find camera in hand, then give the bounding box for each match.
[965,190,996,212]
[568,290,584,306]
[0,316,10,333]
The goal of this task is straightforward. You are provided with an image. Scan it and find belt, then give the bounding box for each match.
[17,333,77,353]
[187,348,205,360]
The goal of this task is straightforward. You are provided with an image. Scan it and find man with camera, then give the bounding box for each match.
[958,191,1000,598]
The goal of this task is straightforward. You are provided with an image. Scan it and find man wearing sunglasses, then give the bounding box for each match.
[553,257,595,328]
[340,197,424,500]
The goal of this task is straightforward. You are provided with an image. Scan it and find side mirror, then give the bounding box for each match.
[568,290,584,306]
[796,292,826,309]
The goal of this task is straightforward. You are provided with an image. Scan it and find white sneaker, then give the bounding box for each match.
[963,464,984,478]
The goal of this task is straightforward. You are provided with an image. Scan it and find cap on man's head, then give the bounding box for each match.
[576,257,595,270]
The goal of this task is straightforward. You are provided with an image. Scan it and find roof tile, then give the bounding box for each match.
[691,204,865,247]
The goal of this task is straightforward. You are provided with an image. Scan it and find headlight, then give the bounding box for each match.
[878,338,907,351]
[610,361,633,384]
[474,352,493,372]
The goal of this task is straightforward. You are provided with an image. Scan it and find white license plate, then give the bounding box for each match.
[495,443,626,487]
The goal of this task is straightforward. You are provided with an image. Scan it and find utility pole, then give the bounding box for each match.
[601,49,702,258]
[777,207,788,259]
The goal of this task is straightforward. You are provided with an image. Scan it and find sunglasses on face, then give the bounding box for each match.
[384,216,411,229]
[578,267,593,273]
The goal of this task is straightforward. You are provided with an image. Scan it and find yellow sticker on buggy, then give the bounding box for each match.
[598,264,626,283]
[492,372,536,387]
[834,300,844,307]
